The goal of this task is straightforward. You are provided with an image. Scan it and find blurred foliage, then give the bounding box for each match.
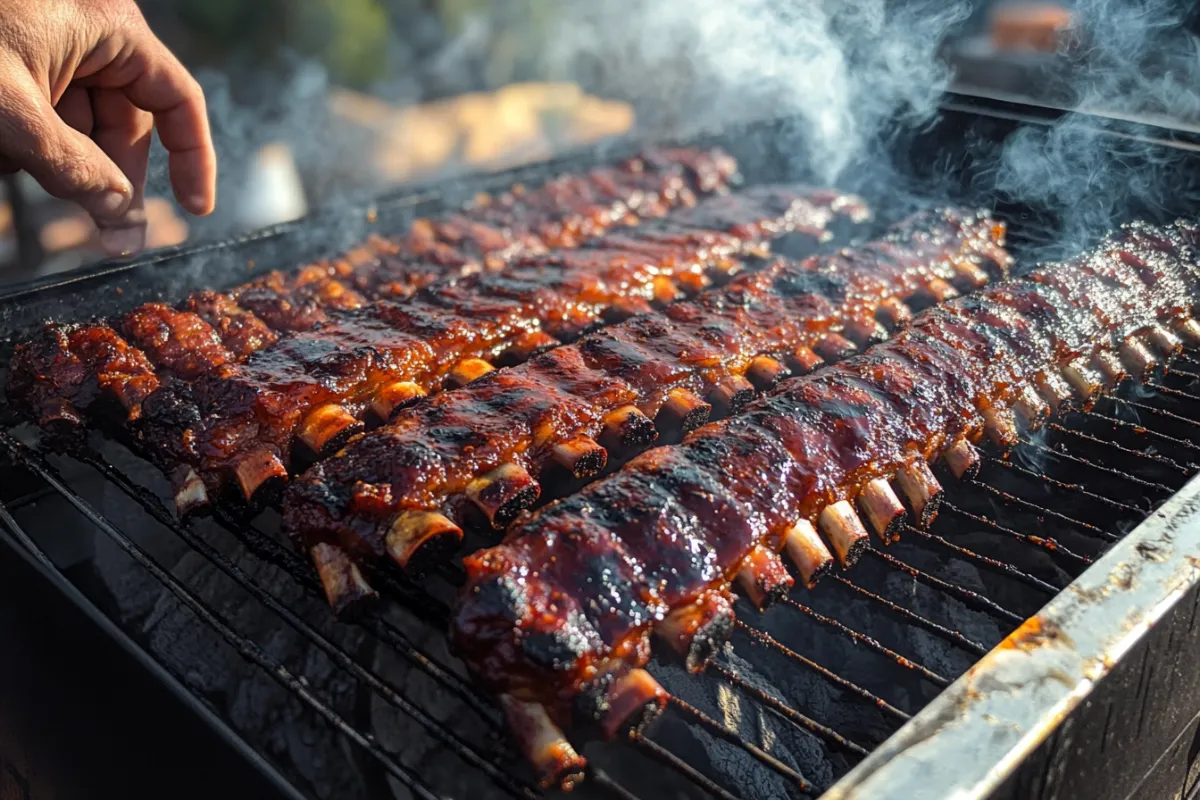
[148,0,562,93]
[165,0,390,88]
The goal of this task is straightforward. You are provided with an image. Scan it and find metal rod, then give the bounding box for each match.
[862,546,1025,625]
[1162,366,1200,381]
[776,597,950,687]
[628,732,742,800]
[589,766,650,800]
[982,455,1144,513]
[0,432,443,800]
[66,447,532,796]
[1018,438,1177,494]
[74,449,502,730]
[1114,396,1200,437]
[214,508,450,624]
[1146,381,1200,403]
[666,695,815,793]
[1046,423,1193,474]
[1079,409,1200,463]
[941,503,1092,567]
[707,662,871,757]
[735,621,911,722]
[902,524,1062,596]
[827,574,991,656]
[966,480,1119,543]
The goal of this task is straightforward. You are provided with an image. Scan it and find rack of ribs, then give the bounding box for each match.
[132,186,864,508]
[4,147,736,429]
[447,219,1200,788]
[282,207,1008,613]
[7,183,865,521]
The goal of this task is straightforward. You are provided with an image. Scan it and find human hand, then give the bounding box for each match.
[0,0,216,256]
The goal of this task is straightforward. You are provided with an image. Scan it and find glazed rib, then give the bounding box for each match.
[131,185,865,513]
[448,219,1200,787]
[284,208,1009,604]
[8,148,736,425]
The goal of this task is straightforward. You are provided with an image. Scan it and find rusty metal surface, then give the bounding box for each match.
[823,473,1200,800]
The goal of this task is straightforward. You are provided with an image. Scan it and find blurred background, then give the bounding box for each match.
[1,0,1198,285]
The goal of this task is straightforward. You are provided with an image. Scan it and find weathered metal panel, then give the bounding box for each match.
[824,475,1200,800]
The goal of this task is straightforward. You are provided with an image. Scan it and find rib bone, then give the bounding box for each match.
[735,544,794,608]
[894,459,943,527]
[233,447,289,504]
[600,405,659,450]
[466,462,540,528]
[387,511,464,570]
[311,542,378,617]
[656,388,711,437]
[446,357,496,389]
[745,355,789,391]
[944,439,981,480]
[857,478,906,543]
[297,403,364,460]
[818,501,871,567]
[657,590,736,672]
[550,435,608,479]
[783,518,834,587]
[1119,337,1158,380]
[369,380,426,424]
[707,374,757,419]
[498,695,587,791]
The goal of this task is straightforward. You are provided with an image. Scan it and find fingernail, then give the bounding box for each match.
[98,225,146,257]
[97,190,130,218]
[186,194,212,215]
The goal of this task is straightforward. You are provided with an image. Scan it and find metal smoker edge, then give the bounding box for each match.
[823,472,1200,800]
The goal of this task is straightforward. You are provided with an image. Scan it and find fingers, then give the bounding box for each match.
[0,69,134,223]
[119,28,215,216]
[91,88,153,256]
[57,86,94,137]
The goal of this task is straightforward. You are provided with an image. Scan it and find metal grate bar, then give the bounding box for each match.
[940,502,1092,567]
[1161,366,1200,381]
[665,695,816,793]
[863,546,1024,625]
[589,767,650,800]
[708,662,871,757]
[63,447,533,797]
[0,433,444,800]
[1019,438,1176,494]
[1079,409,1200,462]
[965,479,1119,542]
[629,731,743,800]
[735,621,910,722]
[73,446,504,731]
[901,525,1061,597]
[1147,381,1200,403]
[826,574,990,657]
[1046,422,1193,473]
[1113,396,1200,436]
[982,455,1144,513]
[777,598,950,687]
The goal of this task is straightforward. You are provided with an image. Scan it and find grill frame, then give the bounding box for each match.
[5,94,1200,800]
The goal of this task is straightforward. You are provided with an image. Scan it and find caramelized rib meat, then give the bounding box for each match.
[449,219,1200,760]
[284,207,1006,562]
[6,147,736,441]
[7,323,160,428]
[141,185,865,505]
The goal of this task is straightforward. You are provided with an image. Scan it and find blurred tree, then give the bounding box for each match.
[144,0,391,89]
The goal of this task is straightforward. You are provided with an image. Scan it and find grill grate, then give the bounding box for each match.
[4,224,1200,798]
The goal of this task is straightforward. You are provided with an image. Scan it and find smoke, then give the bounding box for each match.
[541,0,970,183]
[990,0,1200,255]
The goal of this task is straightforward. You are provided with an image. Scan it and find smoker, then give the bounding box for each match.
[3,92,1200,800]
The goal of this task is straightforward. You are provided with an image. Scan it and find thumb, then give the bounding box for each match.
[0,78,133,222]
